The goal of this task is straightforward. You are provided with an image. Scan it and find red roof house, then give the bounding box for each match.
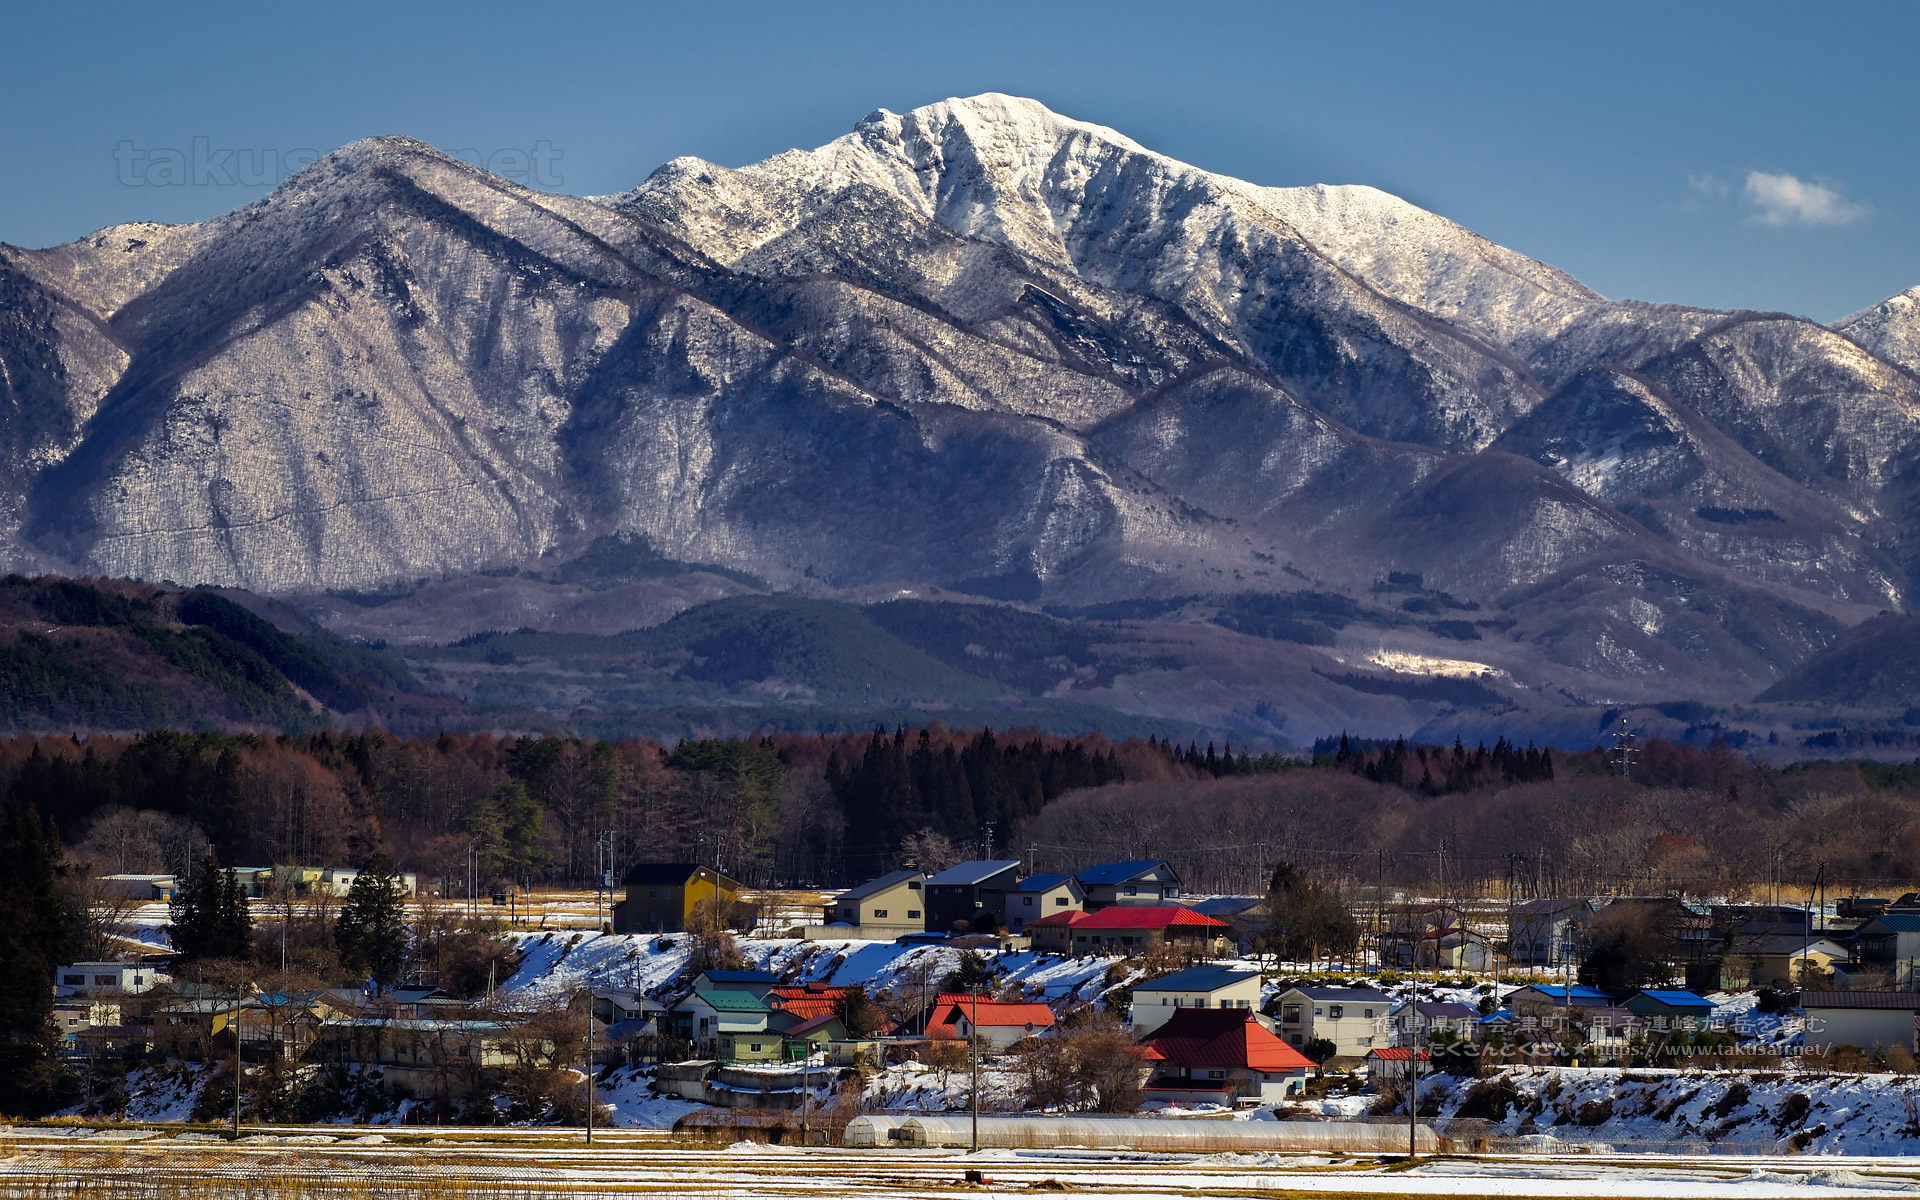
[1055,905,1232,956]
[1139,1008,1311,1106]
[924,997,1057,1051]
[1026,909,1091,953]
[1364,1045,1432,1089]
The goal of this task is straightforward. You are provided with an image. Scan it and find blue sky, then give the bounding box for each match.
[4,1,1914,322]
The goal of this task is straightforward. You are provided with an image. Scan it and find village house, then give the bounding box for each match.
[998,873,1085,933]
[1851,914,1920,987]
[673,989,773,1059]
[1572,1006,1649,1059]
[781,1014,889,1066]
[55,962,165,996]
[1507,898,1594,967]
[1275,985,1392,1061]
[925,996,1056,1052]
[1060,906,1232,956]
[154,996,250,1060]
[692,969,782,998]
[50,998,123,1053]
[1508,983,1612,1016]
[1129,966,1262,1035]
[1075,860,1183,910]
[1025,909,1089,953]
[592,987,668,1027]
[312,1016,531,1097]
[611,863,743,935]
[765,983,849,1033]
[1591,896,1715,966]
[1723,933,1850,989]
[1389,999,1481,1047]
[1621,988,1715,1030]
[1365,1046,1429,1090]
[1380,904,1494,970]
[820,869,927,940]
[924,860,1022,933]
[94,874,176,903]
[1801,989,1920,1053]
[1140,1008,1310,1105]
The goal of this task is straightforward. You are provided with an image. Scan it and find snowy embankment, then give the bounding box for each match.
[1429,1066,1920,1154]
[495,931,1127,1009]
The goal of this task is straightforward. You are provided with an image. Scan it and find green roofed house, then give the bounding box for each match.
[674,989,775,1061]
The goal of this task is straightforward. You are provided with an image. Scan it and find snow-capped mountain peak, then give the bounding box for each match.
[1839,283,1920,375]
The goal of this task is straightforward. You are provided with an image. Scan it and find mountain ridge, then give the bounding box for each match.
[3,94,1919,727]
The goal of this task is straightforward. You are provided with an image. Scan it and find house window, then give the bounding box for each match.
[873,909,888,919]
[1313,1007,1323,1017]
[1023,897,1034,907]
[63,975,83,986]
[1282,1005,1301,1023]
[1364,1009,1375,1019]
[649,888,659,899]
[1329,1005,1343,1019]
[1054,896,1067,905]
[750,1043,762,1052]
[1123,886,1138,896]
[908,881,921,890]
[1208,1069,1226,1079]
[1195,998,1209,1008]
[1289,1034,1303,1045]
[907,910,921,920]
[1359,1035,1372,1046]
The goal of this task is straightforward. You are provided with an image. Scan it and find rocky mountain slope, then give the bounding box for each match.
[3,93,1919,730]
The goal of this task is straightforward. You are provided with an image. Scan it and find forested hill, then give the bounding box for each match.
[0,576,451,733]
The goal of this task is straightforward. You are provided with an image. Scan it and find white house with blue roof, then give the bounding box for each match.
[1076,859,1181,910]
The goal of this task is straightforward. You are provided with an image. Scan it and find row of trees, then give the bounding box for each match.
[0,726,1154,892]
[1024,741,1920,899]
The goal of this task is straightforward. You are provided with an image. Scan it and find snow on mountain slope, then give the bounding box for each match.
[620,98,1556,451]
[616,94,1602,351]
[1840,283,1920,376]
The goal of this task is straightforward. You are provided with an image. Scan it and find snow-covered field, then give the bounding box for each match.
[7,1129,1920,1198]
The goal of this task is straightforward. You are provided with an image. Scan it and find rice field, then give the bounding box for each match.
[7,1126,1920,1199]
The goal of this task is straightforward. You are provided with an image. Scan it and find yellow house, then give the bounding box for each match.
[612,863,742,934]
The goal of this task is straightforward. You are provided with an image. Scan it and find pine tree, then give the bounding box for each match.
[0,800,83,1116]
[335,854,409,987]
[168,860,252,963]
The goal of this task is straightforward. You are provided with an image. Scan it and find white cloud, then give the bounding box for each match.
[1743,170,1869,227]
[1687,172,1729,200]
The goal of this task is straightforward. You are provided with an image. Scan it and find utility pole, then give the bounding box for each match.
[970,987,981,1154]
[982,821,996,862]
[585,988,595,1146]
[595,830,614,933]
[1407,969,1419,1160]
